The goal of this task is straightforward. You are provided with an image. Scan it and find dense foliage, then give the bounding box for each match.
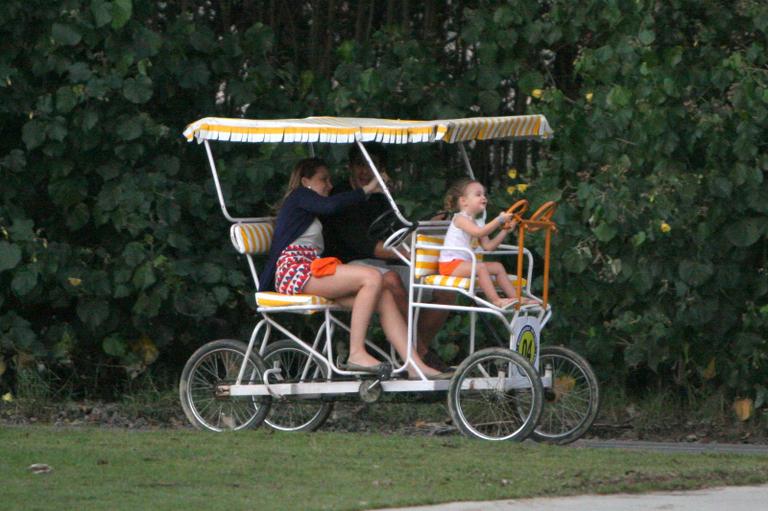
[0,1,766,403]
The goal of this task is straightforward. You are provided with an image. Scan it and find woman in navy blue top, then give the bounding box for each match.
[261,157,443,378]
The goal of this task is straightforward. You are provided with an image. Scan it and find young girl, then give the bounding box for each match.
[439,178,524,309]
[260,158,443,378]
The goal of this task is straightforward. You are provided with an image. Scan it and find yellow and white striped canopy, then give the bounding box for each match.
[183,115,553,144]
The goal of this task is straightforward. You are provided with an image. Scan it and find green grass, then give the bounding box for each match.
[2,428,768,511]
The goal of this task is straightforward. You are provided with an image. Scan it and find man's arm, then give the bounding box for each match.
[372,241,402,260]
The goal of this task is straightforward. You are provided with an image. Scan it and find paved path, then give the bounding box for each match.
[376,441,768,511]
[374,484,768,511]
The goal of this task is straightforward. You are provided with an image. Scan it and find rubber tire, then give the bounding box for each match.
[530,346,600,444]
[262,340,334,432]
[447,347,543,441]
[179,339,271,431]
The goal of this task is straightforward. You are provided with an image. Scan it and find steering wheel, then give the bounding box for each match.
[527,201,557,231]
[382,227,413,250]
[369,208,449,249]
[367,209,407,242]
[503,199,530,230]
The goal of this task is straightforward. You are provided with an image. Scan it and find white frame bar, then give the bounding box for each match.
[222,374,552,397]
[204,140,271,223]
[355,139,412,228]
[197,136,555,401]
[458,142,476,180]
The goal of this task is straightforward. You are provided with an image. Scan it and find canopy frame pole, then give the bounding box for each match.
[458,142,476,180]
[204,140,264,223]
[458,142,485,222]
[355,140,412,227]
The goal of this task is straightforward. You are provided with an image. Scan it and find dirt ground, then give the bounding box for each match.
[2,397,766,444]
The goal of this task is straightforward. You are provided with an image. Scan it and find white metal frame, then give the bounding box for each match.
[407,225,551,362]
[199,134,552,399]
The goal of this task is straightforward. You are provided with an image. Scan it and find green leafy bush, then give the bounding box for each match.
[0,1,765,403]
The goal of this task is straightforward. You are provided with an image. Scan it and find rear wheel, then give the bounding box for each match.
[531,346,599,444]
[447,347,542,441]
[262,340,334,432]
[179,339,271,431]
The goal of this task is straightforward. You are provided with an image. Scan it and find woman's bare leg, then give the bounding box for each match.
[303,265,383,367]
[375,288,440,378]
[382,270,409,319]
[382,270,449,357]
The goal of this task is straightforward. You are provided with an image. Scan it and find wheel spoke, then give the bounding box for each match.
[451,350,541,441]
[198,359,223,381]
[262,342,333,432]
[181,345,268,431]
[533,349,599,443]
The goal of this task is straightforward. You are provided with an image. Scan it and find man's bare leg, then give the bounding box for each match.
[382,270,455,368]
[415,290,454,356]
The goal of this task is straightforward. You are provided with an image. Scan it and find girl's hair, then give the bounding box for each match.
[443,178,479,212]
[276,157,328,211]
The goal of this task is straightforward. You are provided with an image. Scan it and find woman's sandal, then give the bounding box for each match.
[338,361,391,374]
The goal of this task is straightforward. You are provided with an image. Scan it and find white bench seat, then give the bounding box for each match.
[230,222,334,313]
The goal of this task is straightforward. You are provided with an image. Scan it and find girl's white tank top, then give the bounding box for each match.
[439,212,482,262]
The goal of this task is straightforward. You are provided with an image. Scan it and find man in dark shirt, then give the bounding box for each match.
[323,144,452,371]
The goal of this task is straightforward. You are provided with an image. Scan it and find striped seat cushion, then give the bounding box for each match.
[414,233,483,278]
[423,274,526,290]
[255,291,333,308]
[414,234,444,278]
[231,222,274,255]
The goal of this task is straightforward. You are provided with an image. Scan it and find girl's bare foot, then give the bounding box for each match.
[493,298,516,309]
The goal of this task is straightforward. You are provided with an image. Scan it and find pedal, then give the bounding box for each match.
[262,368,286,400]
[373,362,392,380]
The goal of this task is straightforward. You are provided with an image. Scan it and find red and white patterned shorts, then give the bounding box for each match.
[275,245,319,295]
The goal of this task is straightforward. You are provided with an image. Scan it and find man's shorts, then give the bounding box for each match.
[348,258,433,301]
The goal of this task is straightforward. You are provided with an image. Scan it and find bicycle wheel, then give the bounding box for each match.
[447,347,543,441]
[531,346,600,444]
[179,339,271,431]
[262,340,334,432]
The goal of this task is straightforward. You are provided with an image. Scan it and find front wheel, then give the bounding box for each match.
[447,347,543,441]
[530,346,600,444]
[179,339,271,431]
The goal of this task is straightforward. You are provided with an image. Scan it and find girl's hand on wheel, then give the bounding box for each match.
[503,199,529,230]
[496,211,512,225]
[502,218,517,232]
